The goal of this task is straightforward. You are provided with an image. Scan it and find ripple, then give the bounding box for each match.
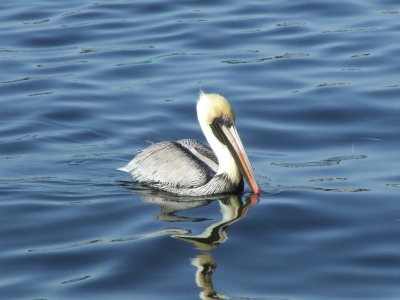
[110,228,190,243]
[350,53,371,58]
[276,22,307,27]
[271,155,368,168]
[28,228,190,253]
[221,52,310,64]
[28,239,102,253]
[386,183,400,188]
[322,27,377,34]
[274,184,370,193]
[0,76,33,84]
[310,177,348,182]
[61,275,91,284]
[381,10,400,15]
[28,91,54,97]
[315,82,349,88]
[22,18,50,25]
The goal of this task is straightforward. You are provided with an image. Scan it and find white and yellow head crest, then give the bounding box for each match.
[197,91,235,126]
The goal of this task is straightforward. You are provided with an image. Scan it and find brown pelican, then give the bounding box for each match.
[118,92,261,196]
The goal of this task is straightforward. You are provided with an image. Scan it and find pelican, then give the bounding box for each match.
[118,92,261,196]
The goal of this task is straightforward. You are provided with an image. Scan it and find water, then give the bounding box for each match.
[1,0,399,299]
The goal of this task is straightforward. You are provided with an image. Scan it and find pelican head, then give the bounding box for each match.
[197,92,261,195]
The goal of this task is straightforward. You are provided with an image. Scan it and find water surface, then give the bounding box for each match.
[1,0,400,299]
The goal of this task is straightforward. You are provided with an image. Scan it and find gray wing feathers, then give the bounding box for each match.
[119,140,215,188]
[176,139,218,173]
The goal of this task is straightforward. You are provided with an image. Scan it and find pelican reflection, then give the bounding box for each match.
[140,192,258,299]
[171,195,257,251]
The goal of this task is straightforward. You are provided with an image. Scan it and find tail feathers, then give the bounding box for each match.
[118,160,136,174]
[117,166,129,172]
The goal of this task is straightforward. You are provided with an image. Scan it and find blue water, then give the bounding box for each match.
[1,0,399,299]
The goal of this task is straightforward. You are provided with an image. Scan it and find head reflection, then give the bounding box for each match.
[140,192,258,300]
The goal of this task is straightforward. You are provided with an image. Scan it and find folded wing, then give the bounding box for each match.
[119,139,218,189]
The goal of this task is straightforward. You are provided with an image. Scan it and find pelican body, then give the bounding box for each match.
[119,92,260,196]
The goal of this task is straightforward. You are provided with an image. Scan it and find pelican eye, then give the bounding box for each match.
[220,114,232,127]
